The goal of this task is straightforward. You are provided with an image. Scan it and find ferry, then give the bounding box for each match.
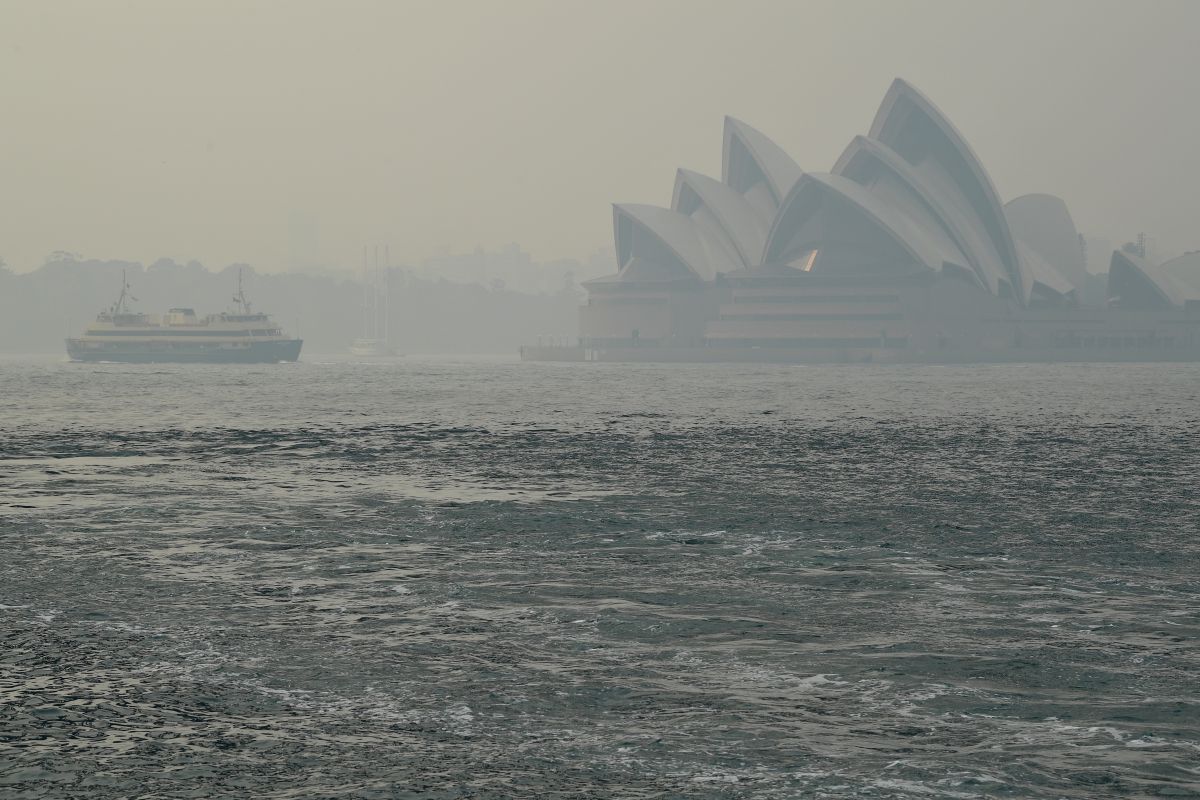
[66,270,303,363]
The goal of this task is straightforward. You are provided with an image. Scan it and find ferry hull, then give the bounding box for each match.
[66,338,303,364]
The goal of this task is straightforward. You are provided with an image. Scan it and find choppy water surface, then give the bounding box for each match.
[1,355,1198,799]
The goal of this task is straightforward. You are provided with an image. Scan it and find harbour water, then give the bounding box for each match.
[1,355,1197,798]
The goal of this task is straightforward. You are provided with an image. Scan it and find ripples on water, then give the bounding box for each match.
[1,356,1198,798]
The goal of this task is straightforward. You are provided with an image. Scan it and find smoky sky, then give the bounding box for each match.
[2,0,1198,274]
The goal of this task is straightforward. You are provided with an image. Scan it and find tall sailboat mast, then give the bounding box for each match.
[374,244,381,342]
[383,245,390,348]
[350,242,395,356]
[361,245,372,339]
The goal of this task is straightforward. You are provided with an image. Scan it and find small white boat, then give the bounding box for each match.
[349,337,395,357]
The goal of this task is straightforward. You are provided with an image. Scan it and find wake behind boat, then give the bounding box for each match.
[66,269,303,364]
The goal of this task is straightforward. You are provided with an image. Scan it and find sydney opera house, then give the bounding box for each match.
[525,79,1200,363]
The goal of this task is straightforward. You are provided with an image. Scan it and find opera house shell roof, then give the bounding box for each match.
[1108,250,1200,309]
[567,77,1200,363]
[599,78,1122,308]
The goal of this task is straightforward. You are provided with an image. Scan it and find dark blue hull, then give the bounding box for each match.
[66,338,303,363]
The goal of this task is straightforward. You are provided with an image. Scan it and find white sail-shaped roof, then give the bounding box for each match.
[1005,194,1087,289]
[833,135,982,289]
[612,204,712,282]
[672,169,769,270]
[1161,251,1200,293]
[763,172,966,277]
[595,77,1128,310]
[1016,240,1075,302]
[721,117,803,220]
[1108,250,1196,309]
[869,79,1025,301]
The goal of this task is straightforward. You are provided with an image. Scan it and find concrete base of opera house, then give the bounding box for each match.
[520,342,1200,365]
[521,270,1200,365]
